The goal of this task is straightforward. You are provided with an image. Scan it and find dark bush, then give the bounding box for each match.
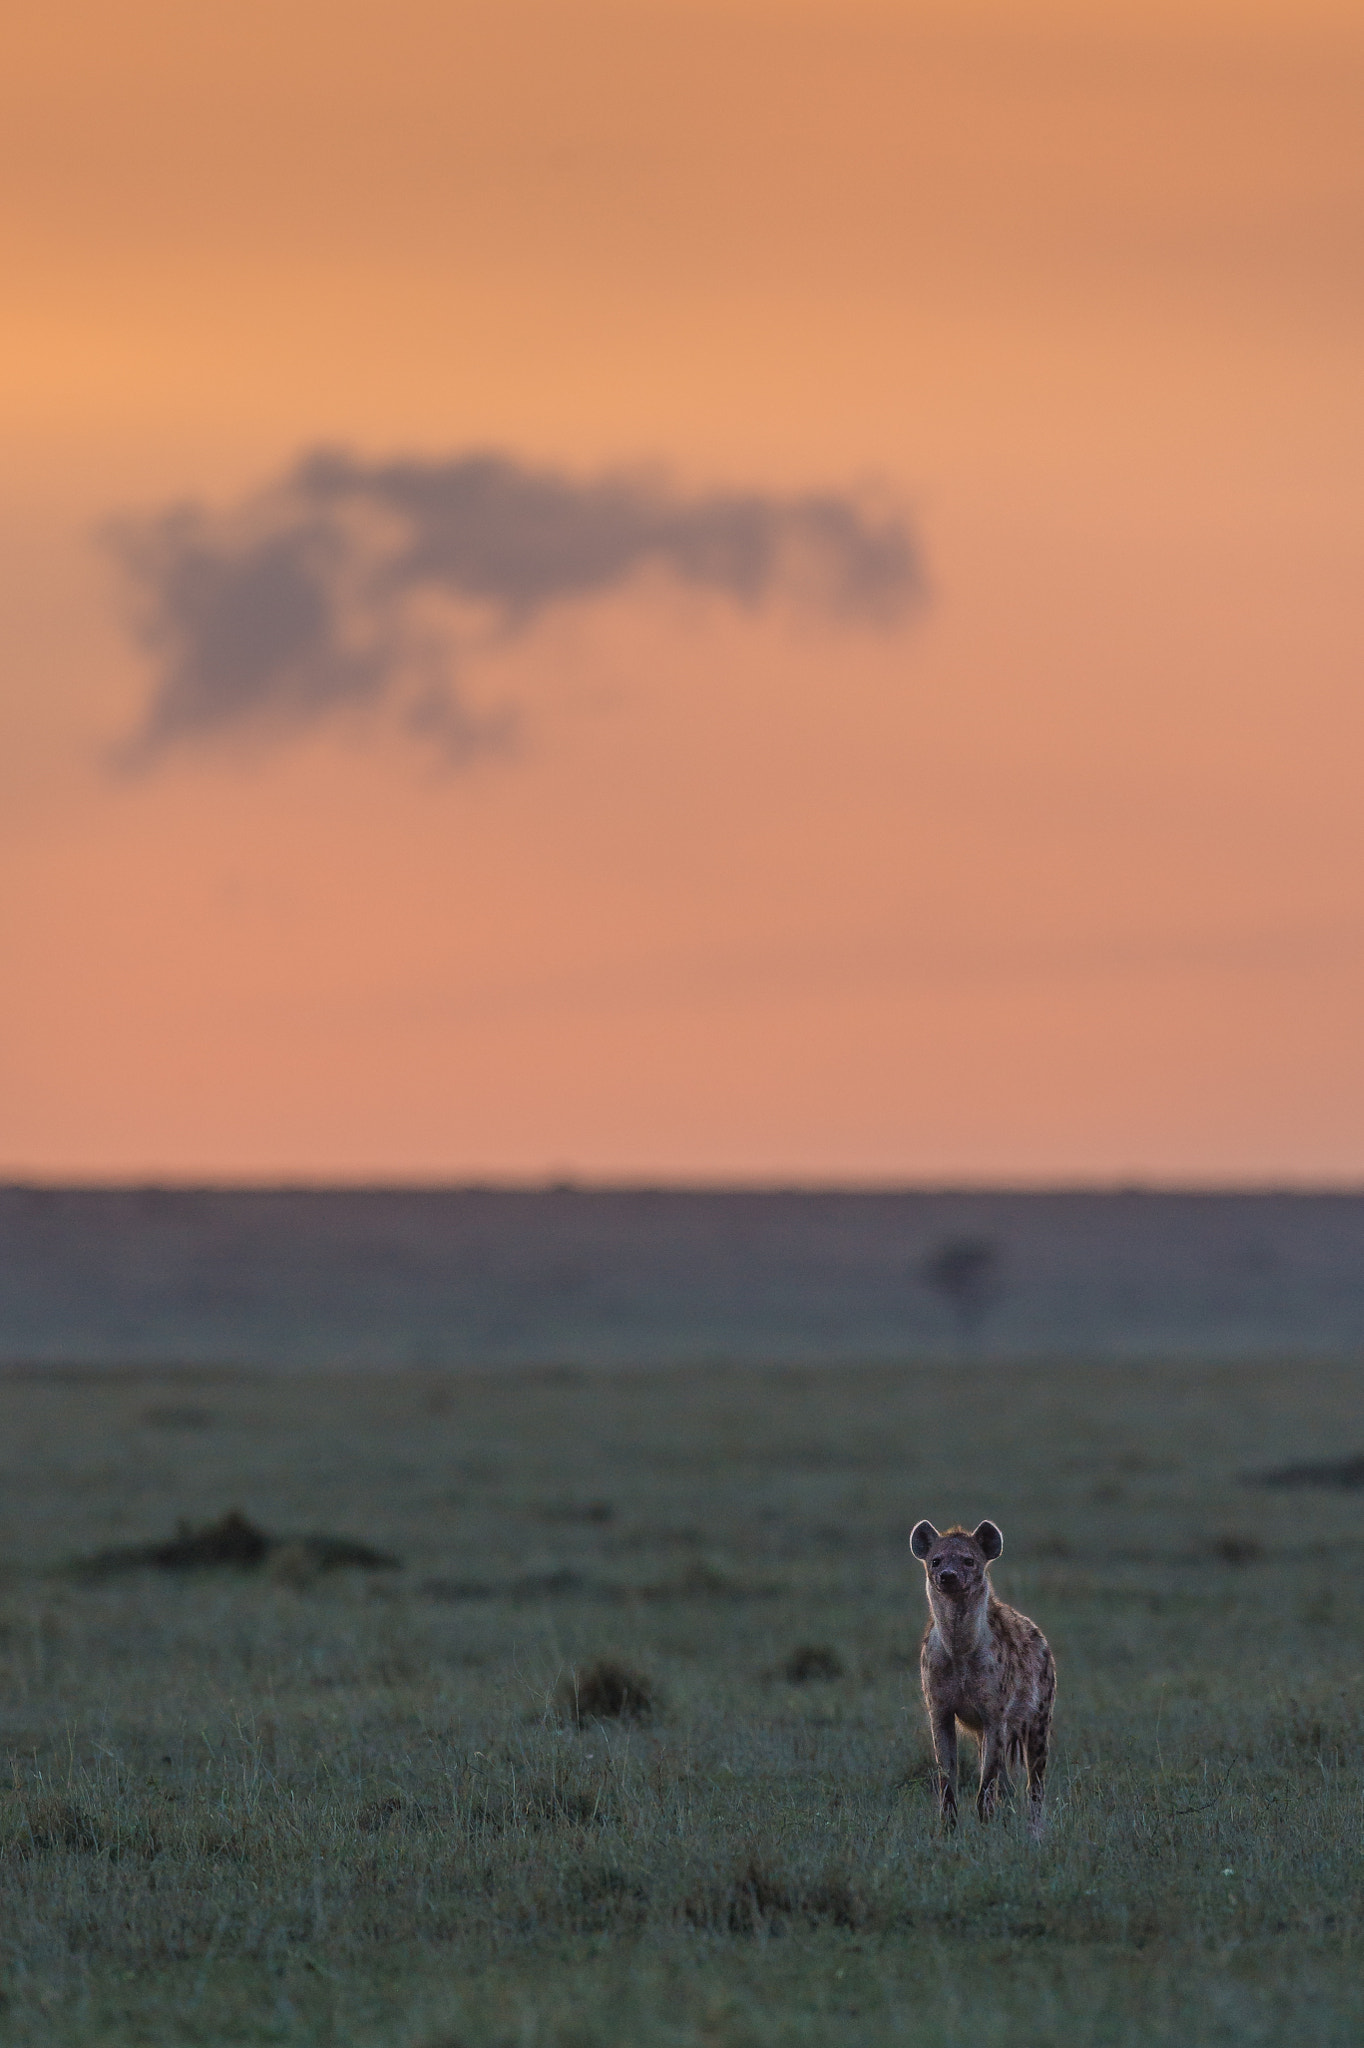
[783,1644,845,1683]
[557,1658,654,1723]
[13,1798,101,1855]
[1249,1454,1364,1490]
[686,1853,870,1935]
[74,1509,399,1575]
[358,1794,427,1833]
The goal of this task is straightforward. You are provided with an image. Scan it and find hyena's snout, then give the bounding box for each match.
[929,1552,979,1597]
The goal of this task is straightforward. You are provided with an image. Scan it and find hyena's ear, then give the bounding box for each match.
[973,1520,1004,1561]
[910,1520,939,1559]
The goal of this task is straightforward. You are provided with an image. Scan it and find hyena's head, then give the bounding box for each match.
[910,1520,1003,1605]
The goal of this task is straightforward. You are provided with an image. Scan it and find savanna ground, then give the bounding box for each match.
[0,1357,1362,2046]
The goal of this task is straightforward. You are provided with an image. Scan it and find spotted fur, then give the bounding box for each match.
[909,1519,1055,1835]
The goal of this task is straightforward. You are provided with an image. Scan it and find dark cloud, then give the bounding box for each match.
[106,448,922,766]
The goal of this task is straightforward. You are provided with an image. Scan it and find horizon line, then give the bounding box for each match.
[6,1174,1364,1199]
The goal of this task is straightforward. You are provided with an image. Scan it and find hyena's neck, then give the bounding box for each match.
[928,1585,993,1656]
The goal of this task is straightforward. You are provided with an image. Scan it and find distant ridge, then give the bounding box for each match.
[3,1184,1364,1368]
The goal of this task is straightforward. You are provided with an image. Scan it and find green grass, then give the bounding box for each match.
[1,1357,1362,2044]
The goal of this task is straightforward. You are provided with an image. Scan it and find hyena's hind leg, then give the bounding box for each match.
[1024,1716,1050,1838]
[1026,1644,1057,1839]
[976,1727,1009,1822]
[1001,1728,1027,1814]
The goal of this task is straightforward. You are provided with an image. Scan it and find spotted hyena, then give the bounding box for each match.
[909,1519,1055,1835]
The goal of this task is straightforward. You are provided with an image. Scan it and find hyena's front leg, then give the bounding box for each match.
[932,1709,959,1829]
[976,1727,1008,1822]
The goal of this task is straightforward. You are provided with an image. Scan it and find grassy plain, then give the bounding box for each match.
[1,1357,1362,2046]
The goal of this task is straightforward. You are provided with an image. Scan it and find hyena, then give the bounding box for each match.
[910,1519,1055,1836]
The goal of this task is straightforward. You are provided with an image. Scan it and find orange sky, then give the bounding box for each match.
[3,0,1363,1181]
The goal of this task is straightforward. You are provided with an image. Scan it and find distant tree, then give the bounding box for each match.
[921,1236,1003,1345]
